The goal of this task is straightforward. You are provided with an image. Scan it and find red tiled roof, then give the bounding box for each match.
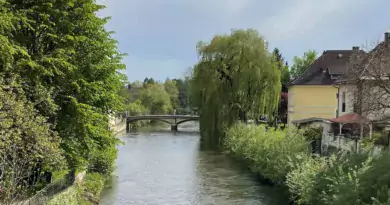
[329,113,371,124]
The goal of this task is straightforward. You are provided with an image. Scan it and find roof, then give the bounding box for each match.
[329,113,371,124]
[292,117,331,125]
[291,50,355,86]
[358,41,390,77]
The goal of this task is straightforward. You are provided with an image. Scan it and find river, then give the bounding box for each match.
[99,124,288,205]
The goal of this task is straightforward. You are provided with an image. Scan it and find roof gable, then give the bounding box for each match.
[291,50,354,86]
[358,41,390,77]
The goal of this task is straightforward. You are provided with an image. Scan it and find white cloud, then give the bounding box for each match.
[97,0,374,80]
[259,0,370,41]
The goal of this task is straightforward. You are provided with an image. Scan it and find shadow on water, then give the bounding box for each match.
[101,124,288,205]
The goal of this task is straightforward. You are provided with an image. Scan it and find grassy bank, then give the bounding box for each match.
[48,173,105,205]
[224,123,390,205]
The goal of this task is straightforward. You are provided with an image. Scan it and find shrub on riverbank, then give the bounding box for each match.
[81,173,105,201]
[224,123,309,183]
[47,172,105,205]
[225,123,390,205]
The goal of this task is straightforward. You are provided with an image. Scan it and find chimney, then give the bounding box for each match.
[352,46,359,50]
[385,32,390,42]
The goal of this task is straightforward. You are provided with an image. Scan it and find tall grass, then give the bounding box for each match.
[224,123,390,205]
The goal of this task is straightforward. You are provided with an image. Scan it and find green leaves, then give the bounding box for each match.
[0,0,126,193]
[0,82,65,202]
[290,50,317,80]
[140,83,173,114]
[189,29,281,148]
[224,124,309,184]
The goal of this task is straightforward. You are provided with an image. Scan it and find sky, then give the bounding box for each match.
[98,0,390,82]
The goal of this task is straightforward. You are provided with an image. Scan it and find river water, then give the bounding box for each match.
[99,124,288,205]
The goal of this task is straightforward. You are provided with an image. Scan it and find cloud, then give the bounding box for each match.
[97,0,374,81]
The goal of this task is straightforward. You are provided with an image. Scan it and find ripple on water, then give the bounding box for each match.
[100,128,288,205]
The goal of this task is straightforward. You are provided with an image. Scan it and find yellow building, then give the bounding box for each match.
[288,48,359,125]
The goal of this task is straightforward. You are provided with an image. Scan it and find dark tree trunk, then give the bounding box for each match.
[239,110,247,124]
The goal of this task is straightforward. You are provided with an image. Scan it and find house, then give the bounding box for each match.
[337,32,390,122]
[288,48,359,125]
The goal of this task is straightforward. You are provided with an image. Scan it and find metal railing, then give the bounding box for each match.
[18,173,74,205]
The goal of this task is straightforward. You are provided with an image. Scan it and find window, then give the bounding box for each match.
[342,92,346,112]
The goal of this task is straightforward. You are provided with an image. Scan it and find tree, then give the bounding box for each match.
[189,29,281,149]
[173,78,191,114]
[1,0,126,172]
[272,48,290,125]
[290,50,317,79]
[127,99,147,115]
[272,48,290,91]
[143,77,157,87]
[164,78,179,111]
[0,3,65,202]
[140,83,172,114]
[347,39,390,120]
[0,80,65,203]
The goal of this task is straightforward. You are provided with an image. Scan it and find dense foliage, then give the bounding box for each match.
[225,123,390,205]
[290,50,317,80]
[121,77,192,116]
[189,29,281,148]
[0,0,126,201]
[224,123,309,183]
[0,81,65,202]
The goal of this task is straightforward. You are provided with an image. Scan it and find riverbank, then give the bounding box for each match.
[224,123,390,205]
[47,172,105,205]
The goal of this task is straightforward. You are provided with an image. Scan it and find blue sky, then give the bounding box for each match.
[98,0,390,82]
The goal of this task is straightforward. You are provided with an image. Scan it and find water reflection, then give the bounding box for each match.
[100,125,287,205]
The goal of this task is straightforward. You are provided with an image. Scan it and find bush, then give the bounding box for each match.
[302,126,323,141]
[224,123,309,183]
[82,173,105,198]
[225,123,390,205]
[286,155,327,205]
[87,146,117,176]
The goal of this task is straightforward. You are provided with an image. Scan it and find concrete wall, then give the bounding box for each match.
[288,85,338,125]
[321,132,387,156]
[108,114,126,135]
[338,84,355,116]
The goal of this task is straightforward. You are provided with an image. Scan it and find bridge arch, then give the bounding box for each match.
[126,115,199,132]
[176,119,199,125]
[127,118,173,125]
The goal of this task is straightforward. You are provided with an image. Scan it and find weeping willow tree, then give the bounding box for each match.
[189,29,281,149]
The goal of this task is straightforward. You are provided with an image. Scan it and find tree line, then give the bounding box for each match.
[0,0,125,203]
[119,77,193,118]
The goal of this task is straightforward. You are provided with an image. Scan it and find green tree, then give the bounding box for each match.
[140,83,172,114]
[173,78,191,113]
[0,80,65,203]
[272,48,290,124]
[143,77,157,87]
[128,99,147,115]
[272,48,290,91]
[290,50,317,79]
[164,78,179,111]
[189,29,281,149]
[1,0,126,172]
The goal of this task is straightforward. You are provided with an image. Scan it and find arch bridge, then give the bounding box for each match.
[126,115,199,131]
